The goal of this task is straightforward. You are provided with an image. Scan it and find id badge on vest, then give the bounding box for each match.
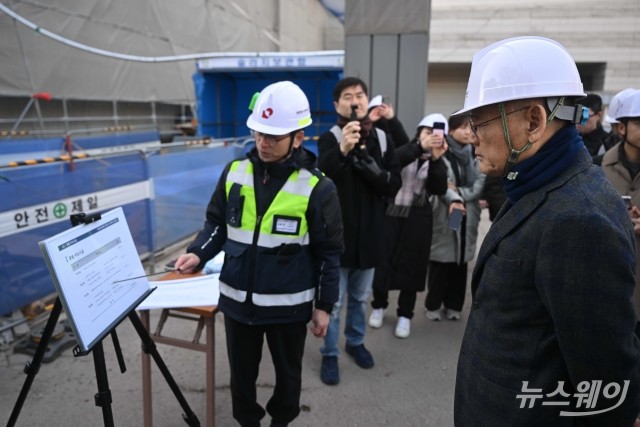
[272,215,301,235]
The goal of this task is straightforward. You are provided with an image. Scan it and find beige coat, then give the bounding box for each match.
[602,142,640,318]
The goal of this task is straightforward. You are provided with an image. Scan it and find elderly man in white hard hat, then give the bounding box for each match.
[175,81,343,427]
[452,37,640,426]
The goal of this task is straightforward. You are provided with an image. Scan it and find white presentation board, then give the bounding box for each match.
[39,207,153,353]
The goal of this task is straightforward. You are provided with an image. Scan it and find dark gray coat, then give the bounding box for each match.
[455,148,640,426]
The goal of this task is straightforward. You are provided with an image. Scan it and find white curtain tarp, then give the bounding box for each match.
[345,0,430,35]
[0,0,341,103]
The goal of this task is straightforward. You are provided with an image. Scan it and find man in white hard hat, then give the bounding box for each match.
[595,88,637,165]
[602,89,640,336]
[452,37,640,426]
[175,81,343,427]
[316,77,402,385]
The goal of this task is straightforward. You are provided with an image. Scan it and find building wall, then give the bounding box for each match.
[425,0,640,117]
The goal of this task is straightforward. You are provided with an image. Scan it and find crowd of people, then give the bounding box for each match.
[175,36,640,427]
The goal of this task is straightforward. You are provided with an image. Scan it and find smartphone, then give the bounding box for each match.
[622,195,632,210]
[448,208,464,231]
[433,122,446,146]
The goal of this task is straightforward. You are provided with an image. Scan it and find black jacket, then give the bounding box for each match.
[318,125,402,269]
[186,147,343,324]
[582,123,609,157]
[374,140,448,293]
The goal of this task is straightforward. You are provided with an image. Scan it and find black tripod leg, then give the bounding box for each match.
[110,329,126,374]
[92,341,115,427]
[7,297,63,427]
[128,311,201,427]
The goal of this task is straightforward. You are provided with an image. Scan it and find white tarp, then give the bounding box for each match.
[0,0,342,103]
[345,0,430,35]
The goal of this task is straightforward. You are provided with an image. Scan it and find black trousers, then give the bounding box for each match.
[224,315,307,427]
[425,261,468,312]
[371,288,418,319]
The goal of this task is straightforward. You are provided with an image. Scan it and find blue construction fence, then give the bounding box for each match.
[0,131,245,316]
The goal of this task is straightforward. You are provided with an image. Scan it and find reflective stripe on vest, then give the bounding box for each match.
[218,281,316,305]
[219,281,247,303]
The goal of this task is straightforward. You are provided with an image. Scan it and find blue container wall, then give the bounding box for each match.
[195,70,341,139]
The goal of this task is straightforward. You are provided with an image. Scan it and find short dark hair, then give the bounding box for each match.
[333,77,368,102]
[448,114,468,131]
[581,93,603,113]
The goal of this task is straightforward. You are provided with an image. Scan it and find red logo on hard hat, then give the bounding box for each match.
[261,108,273,119]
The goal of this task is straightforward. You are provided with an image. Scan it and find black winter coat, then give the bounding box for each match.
[373,140,448,293]
[318,125,402,269]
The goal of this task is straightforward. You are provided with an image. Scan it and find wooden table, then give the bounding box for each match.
[139,271,218,427]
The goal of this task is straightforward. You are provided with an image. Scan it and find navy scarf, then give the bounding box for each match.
[503,125,583,203]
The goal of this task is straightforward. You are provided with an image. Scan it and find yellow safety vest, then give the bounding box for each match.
[219,159,320,307]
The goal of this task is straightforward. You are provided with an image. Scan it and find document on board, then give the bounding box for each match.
[39,207,151,352]
[138,274,220,310]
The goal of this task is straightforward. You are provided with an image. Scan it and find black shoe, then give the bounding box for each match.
[320,355,340,385]
[345,344,374,369]
[270,422,288,427]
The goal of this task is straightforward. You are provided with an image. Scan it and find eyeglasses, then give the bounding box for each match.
[252,131,290,146]
[468,106,531,137]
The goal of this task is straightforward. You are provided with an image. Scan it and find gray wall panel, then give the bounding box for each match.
[344,35,372,84]
[370,35,399,106]
[398,33,430,131]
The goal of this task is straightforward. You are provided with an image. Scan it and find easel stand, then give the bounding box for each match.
[6,297,200,427]
[6,212,200,427]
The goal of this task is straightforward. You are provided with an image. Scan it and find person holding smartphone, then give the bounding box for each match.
[425,113,485,321]
[368,113,449,338]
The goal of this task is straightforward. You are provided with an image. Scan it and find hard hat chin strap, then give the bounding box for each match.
[501,97,586,180]
[500,102,533,180]
[273,132,298,163]
[546,97,589,125]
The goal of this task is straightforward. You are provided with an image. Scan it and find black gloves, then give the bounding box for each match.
[352,151,388,184]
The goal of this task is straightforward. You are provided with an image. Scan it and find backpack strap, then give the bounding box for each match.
[330,125,342,144]
[375,127,387,156]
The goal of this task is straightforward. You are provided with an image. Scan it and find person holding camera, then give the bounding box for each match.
[452,37,640,426]
[367,113,448,338]
[425,114,485,321]
[317,76,402,385]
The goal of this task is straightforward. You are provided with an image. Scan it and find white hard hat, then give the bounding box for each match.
[453,36,586,116]
[606,88,637,123]
[369,95,383,109]
[614,89,640,121]
[246,81,312,134]
[417,113,449,134]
